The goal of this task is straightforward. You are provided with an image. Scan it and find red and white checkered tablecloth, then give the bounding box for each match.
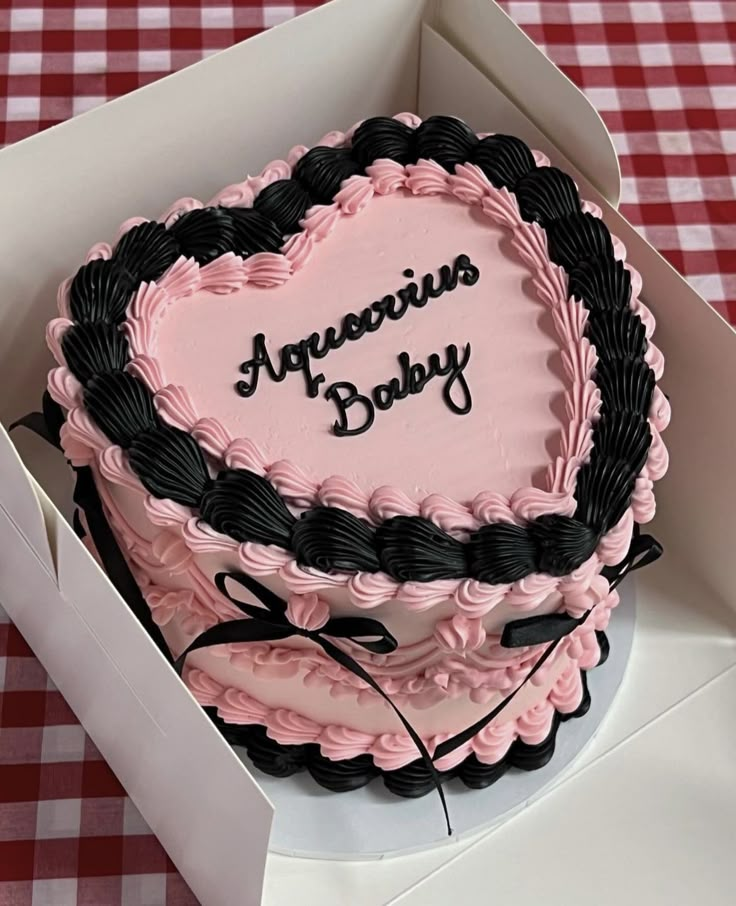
[0,2,734,904]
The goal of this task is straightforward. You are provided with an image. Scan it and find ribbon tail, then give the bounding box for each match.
[8,410,60,448]
[433,636,563,762]
[318,637,452,837]
[605,530,663,592]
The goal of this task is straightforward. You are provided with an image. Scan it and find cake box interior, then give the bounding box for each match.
[0,1,734,904]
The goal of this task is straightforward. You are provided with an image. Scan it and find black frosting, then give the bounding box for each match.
[294,146,361,205]
[291,507,380,573]
[84,371,160,448]
[414,115,478,171]
[227,206,284,256]
[350,116,416,167]
[69,258,135,324]
[596,357,655,417]
[468,522,538,583]
[307,750,380,793]
[203,655,596,798]
[376,517,468,582]
[586,307,647,360]
[515,166,581,226]
[200,469,295,547]
[128,426,211,507]
[471,133,536,189]
[594,411,651,475]
[253,179,312,235]
[58,114,658,588]
[61,322,130,385]
[574,456,636,534]
[546,212,614,270]
[113,220,180,283]
[168,207,237,265]
[569,254,632,312]
[528,514,600,577]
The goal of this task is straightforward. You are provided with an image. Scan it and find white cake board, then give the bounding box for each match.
[236,584,636,859]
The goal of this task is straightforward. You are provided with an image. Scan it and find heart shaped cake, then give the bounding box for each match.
[46,114,669,801]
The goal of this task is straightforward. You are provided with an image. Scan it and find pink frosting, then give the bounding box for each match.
[434,615,486,653]
[285,593,330,632]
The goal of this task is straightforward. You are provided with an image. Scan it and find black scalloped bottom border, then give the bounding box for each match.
[204,631,608,799]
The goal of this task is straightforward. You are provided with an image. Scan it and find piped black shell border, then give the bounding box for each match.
[61,115,655,586]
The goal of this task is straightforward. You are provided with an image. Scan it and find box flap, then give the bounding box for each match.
[0,424,55,576]
[432,0,620,204]
[1,478,275,906]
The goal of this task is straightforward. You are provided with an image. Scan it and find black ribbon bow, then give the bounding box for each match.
[177,571,452,834]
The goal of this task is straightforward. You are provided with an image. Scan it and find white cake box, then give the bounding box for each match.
[0,1,735,903]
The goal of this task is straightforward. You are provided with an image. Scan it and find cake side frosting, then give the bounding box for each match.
[45,113,669,790]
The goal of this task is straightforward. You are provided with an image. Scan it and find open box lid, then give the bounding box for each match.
[0,1,734,904]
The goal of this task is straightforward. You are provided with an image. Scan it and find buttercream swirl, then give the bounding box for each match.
[191,418,232,460]
[181,517,238,554]
[159,197,204,226]
[516,700,555,745]
[534,262,570,310]
[158,255,202,296]
[369,485,420,520]
[98,445,142,492]
[268,460,319,507]
[301,203,341,240]
[420,494,478,534]
[448,162,492,205]
[434,615,487,653]
[47,367,82,409]
[198,252,246,293]
[85,241,113,262]
[56,276,72,318]
[285,593,330,632]
[333,174,375,214]
[127,355,165,393]
[364,159,407,195]
[154,385,198,433]
[480,186,522,229]
[282,231,314,271]
[238,542,291,576]
[318,475,372,521]
[404,158,450,195]
[224,437,269,475]
[242,252,291,287]
[151,531,193,573]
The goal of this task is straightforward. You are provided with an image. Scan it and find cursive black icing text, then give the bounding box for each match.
[236,254,479,400]
[234,254,478,436]
[326,344,472,437]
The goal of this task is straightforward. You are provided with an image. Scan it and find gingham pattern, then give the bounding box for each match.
[0,2,734,903]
